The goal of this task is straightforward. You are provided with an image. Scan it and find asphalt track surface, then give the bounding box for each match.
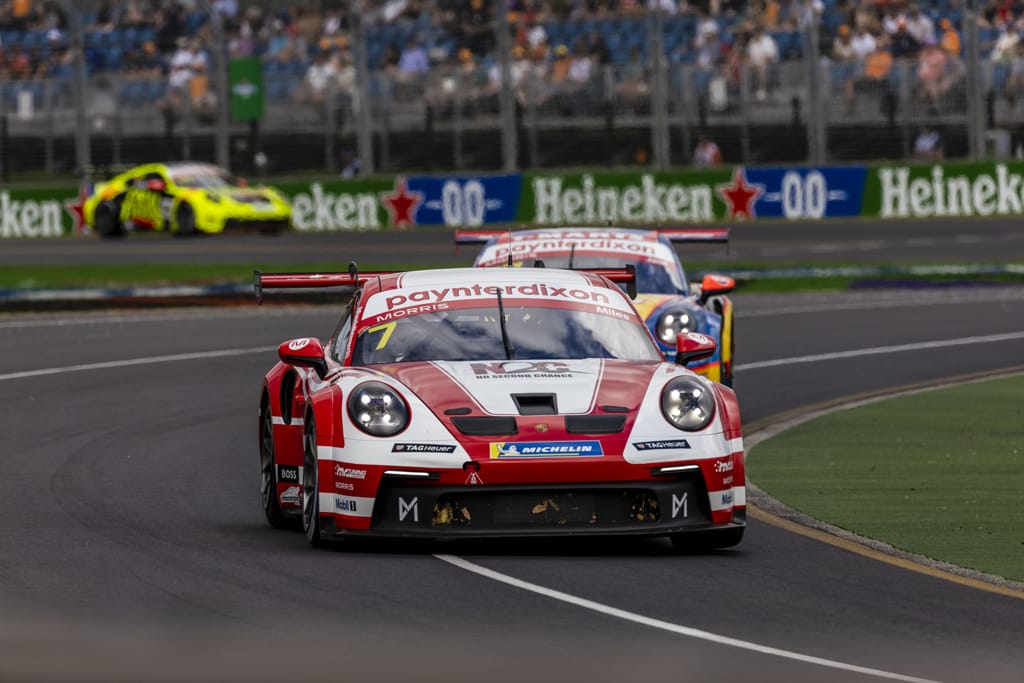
[1,223,1023,683]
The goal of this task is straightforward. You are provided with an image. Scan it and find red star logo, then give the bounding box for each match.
[717,168,763,220]
[64,184,91,235]
[380,177,423,229]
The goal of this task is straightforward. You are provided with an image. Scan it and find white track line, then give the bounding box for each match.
[434,555,941,683]
[0,346,276,382]
[737,331,1024,371]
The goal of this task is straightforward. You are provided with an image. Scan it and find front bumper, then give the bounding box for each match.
[322,472,744,540]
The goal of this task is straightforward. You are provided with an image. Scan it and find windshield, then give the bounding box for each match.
[352,304,661,365]
[171,170,237,189]
[513,256,686,294]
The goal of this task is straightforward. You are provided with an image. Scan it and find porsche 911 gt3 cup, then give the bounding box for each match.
[256,265,745,550]
[457,227,736,385]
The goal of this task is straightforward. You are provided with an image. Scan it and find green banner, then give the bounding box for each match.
[229,57,264,121]
[0,185,79,238]
[517,170,736,224]
[863,161,1024,219]
[280,178,396,232]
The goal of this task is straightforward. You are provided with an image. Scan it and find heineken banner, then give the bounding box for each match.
[7,162,1024,237]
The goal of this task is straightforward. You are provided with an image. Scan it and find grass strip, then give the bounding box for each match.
[3,263,1023,294]
[747,375,1024,582]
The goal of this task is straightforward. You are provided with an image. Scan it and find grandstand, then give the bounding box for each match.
[0,1,1017,177]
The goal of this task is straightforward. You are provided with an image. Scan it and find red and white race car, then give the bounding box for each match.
[256,265,746,550]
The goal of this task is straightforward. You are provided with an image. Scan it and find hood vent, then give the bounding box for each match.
[565,415,627,434]
[451,416,519,436]
[512,393,558,415]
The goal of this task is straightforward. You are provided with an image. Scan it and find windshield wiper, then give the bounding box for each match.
[495,290,515,360]
[568,242,576,269]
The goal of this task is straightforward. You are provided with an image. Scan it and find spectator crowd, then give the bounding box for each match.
[0,0,1022,158]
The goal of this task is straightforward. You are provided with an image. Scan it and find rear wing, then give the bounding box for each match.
[585,265,637,299]
[656,228,729,243]
[453,229,506,246]
[254,263,391,305]
[453,227,729,246]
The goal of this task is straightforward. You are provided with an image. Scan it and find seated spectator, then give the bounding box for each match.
[851,25,878,62]
[939,18,960,57]
[1007,41,1024,107]
[889,19,922,59]
[904,5,934,46]
[913,126,944,160]
[397,36,429,83]
[614,46,649,110]
[990,22,1018,63]
[746,25,779,101]
[293,49,338,111]
[566,36,595,91]
[916,43,948,113]
[693,133,723,166]
[832,25,858,63]
[843,42,894,113]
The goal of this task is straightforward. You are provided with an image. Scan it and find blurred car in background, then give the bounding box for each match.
[457,227,737,386]
[83,162,291,237]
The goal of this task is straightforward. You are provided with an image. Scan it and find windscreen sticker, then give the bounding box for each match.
[360,282,635,326]
[477,234,677,268]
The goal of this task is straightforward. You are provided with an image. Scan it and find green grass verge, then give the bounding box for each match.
[3,262,1022,293]
[747,375,1024,582]
[0,263,424,290]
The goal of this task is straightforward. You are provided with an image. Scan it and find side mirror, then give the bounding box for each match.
[699,274,735,305]
[146,179,166,192]
[278,337,328,379]
[675,332,717,365]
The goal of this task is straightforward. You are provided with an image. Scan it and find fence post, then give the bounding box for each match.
[495,0,518,172]
[350,0,375,176]
[649,8,670,171]
[965,5,984,160]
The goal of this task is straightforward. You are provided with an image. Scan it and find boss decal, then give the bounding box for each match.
[391,443,457,453]
[633,439,691,451]
[277,465,299,482]
[489,441,603,458]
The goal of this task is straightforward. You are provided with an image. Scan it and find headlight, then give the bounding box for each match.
[656,307,696,344]
[661,377,715,431]
[205,192,221,203]
[347,382,409,436]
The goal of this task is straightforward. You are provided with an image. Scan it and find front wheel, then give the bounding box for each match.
[94,201,124,238]
[670,527,745,553]
[302,415,326,547]
[174,202,197,236]
[259,400,291,529]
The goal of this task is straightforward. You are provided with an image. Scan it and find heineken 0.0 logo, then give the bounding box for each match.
[531,174,715,224]
[0,191,64,238]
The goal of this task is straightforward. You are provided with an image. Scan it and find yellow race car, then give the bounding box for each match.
[84,162,292,237]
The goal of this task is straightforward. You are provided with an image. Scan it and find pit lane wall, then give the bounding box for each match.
[7,161,1024,237]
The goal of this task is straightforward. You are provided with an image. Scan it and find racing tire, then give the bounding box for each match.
[174,202,197,237]
[302,414,326,547]
[721,329,735,388]
[259,399,292,530]
[94,201,124,238]
[670,527,745,553]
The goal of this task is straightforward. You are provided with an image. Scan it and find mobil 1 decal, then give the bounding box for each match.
[407,174,522,227]
[742,166,868,219]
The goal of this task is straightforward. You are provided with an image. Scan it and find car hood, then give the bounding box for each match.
[631,293,698,321]
[370,358,664,416]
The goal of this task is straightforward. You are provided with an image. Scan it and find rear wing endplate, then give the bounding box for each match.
[254,262,391,305]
